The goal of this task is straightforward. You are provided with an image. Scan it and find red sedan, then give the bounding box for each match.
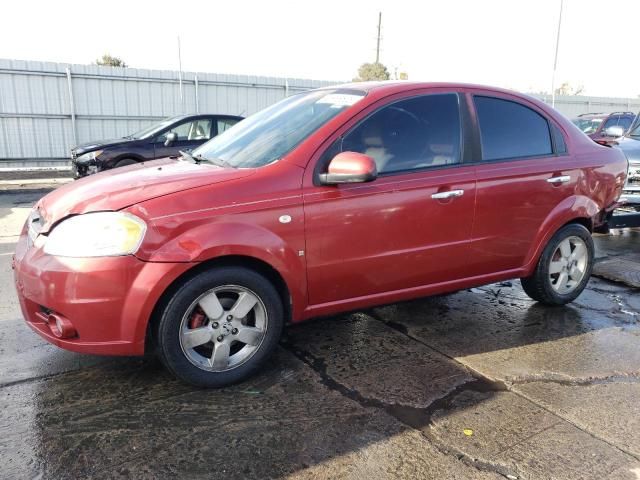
[13,82,627,387]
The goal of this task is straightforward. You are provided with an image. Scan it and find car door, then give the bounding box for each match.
[303,92,477,306]
[153,117,213,158]
[465,92,578,276]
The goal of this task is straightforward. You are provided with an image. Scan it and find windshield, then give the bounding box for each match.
[191,89,366,168]
[129,117,182,139]
[572,117,603,135]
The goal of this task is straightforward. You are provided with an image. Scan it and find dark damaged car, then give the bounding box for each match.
[71,114,243,177]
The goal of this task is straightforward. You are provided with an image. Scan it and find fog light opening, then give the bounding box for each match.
[47,313,77,339]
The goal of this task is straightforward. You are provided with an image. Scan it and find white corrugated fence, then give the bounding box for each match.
[0,59,335,168]
[1,58,639,168]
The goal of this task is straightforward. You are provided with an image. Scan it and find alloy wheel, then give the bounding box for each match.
[179,285,268,372]
[548,236,589,294]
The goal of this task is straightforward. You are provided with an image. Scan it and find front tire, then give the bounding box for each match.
[520,223,594,306]
[115,158,138,168]
[157,267,284,387]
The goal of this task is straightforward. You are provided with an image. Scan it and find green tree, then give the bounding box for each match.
[353,62,390,82]
[95,54,127,68]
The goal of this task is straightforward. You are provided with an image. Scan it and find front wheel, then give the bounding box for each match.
[157,267,284,387]
[115,158,138,168]
[520,223,594,306]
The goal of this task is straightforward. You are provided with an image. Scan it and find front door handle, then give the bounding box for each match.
[431,189,464,200]
[547,175,570,184]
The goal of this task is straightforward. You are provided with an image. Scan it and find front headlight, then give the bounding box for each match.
[76,150,104,163]
[43,212,147,257]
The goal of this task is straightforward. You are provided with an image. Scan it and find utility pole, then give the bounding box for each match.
[375,12,382,64]
[551,0,564,108]
[177,36,184,112]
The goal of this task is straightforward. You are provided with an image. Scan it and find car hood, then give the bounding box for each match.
[36,158,255,233]
[72,137,134,155]
[616,137,640,163]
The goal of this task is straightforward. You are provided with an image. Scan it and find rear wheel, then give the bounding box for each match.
[157,267,284,387]
[520,223,594,305]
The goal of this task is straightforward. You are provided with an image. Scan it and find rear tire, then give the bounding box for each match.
[520,223,594,306]
[157,267,284,387]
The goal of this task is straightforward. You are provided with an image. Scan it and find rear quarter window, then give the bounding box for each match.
[551,123,567,154]
[474,96,553,161]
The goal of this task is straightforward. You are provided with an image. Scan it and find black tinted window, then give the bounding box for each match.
[551,123,567,154]
[474,96,552,160]
[342,94,461,174]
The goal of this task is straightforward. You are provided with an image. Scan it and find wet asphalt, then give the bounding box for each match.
[0,189,639,480]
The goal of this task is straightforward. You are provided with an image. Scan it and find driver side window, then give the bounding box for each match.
[342,93,461,174]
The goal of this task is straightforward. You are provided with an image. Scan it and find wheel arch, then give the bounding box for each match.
[145,254,293,354]
[522,195,598,277]
[104,153,145,169]
[563,216,593,233]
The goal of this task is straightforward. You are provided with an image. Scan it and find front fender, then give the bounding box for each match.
[522,194,600,276]
[135,218,307,320]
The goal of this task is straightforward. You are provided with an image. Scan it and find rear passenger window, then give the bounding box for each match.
[474,96,552,161]
[217,118,239,134]
[342,93,461,174]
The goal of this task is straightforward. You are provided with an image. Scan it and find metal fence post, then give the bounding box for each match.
[65,67,78,147]
[195,73,199,113]
[284,78,289,97]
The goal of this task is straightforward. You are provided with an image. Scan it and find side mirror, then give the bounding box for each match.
[604,126,624,138]
[164,132,178,147]
[319,151,378,185]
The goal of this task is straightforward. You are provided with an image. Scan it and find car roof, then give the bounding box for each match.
[576,113,607,119]
[166,113,244,121]
[318,81,554,108]
[321,80,534,96]
[576,112,635,119]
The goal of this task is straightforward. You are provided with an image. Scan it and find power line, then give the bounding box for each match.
[551,0,564,108]
[375,12,382,64]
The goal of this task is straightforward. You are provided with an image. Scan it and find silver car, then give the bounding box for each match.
[615,121,640,207]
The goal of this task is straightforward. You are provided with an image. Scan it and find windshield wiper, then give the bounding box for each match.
[179,150,201,164]
[179,150,232,168]
[200,156,233,168]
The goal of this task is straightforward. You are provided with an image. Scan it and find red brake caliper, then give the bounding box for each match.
[189,308,206,329]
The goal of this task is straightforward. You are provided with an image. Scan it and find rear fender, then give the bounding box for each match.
[522,195,599,276]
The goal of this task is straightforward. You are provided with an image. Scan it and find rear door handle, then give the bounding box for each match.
[547,175,570,184]
[431,189,464,200]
